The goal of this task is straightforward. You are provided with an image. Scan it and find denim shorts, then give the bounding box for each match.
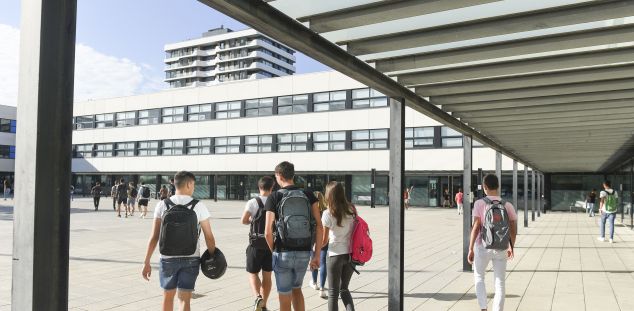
[272,251,311,295]
[159,257,200,291]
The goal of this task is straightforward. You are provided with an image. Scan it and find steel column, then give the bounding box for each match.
[496,151,502,191]
[524,166,529,227]
[532,170,536,221]
[463,135,473,271]
[12,0,77,309]
[513,160,518,232]
[537,173,541,217]
[371,168,376,208]
[388,98,405,310]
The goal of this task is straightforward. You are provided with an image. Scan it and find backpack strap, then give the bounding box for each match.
[164,198,175,210]
[254,196,264,209]
[183,199,199,210]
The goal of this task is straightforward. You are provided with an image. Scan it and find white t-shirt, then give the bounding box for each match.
[244,195,268,218]
[153,195,210,258]
[600,189,618,213]
[322,210,355,257]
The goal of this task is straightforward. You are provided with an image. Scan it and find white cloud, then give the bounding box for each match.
[0,24,163,107]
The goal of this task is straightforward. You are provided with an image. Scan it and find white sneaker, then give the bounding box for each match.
[309,281,318,290]
[320,289,327,299]
[609,239,614,243]
[597,237,605,242]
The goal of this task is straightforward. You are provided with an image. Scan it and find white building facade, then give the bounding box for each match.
[164,27,296,88]
[0,105,17,189]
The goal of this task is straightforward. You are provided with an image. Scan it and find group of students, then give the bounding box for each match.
[586,181,619,243]
[86,178,164,217]
[141,161,367,311]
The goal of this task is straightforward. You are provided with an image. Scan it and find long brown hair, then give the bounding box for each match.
[325,181,353,227]
[314,191,327,212]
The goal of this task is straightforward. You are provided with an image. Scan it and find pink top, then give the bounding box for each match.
[473,196,517,246]
[455,192,464,204]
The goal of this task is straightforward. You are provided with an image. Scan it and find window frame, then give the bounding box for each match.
[244,134,273,153]
[313,130,346,151]
[351,129,389,150]
[215,101,241,119]
[244,98,274,117]
[115,111,136,127]
[214,136,241,154]
[186,138,212,155]
[312,90,347,112]
[161,139,185,156]
[277,133,309,152]
[138,109,161,125]
[187,104,213,121]
[405,127,435,149]
[277,94,308,115]
[137,141,160,156]
[161,107,186,124]
[351,88,388,109]
[114,142,136,157]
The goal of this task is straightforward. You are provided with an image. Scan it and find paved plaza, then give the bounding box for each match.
[1,198,634,310]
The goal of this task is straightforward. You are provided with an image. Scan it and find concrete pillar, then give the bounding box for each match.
[524,166,529,227]
[537,173,541,217]
[463,135,473,271]
[388,98,405,311]
[532,170,536,221]
[513,160,518,232]
[496,151,502,191]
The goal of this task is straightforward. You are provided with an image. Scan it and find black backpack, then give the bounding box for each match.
[159,198,200,256]
[249,197,269,250]
[275,189,315,251]
[130,187,138,198]
[141,186,151,199]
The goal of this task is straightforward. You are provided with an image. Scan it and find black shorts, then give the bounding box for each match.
[117,197,127,204]
[138,199,149,206]
[246,245,273,273]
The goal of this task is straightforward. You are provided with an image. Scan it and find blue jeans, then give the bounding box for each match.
[586,203,594,217]
[600,212,616,240]
[159,257,200,291]
[311,244,328,288]
[272,251,311,295]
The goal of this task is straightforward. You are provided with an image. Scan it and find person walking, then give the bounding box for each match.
[127,182,138,217]
[116,178,129,217]
[598,181,618,243]
[138,182,151,219]
[468,174,517,311]
[263,161,324,311]
[91,182,102,211]
[169,178,176,197]
[322,181,356,311]
[443,188,450,208]
[455,188,464,215]
[159,185,169,200]
[310,191,329,299]
[70,185,75,201]
[3,178,11,200]
[142,171,217,311]
[241,176,275,311]
[403,186,412,210]
[111,181,118,211]
[586,189,597,217]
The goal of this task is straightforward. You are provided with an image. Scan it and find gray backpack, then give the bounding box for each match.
[275,189,315,251]
[481,197,512,250]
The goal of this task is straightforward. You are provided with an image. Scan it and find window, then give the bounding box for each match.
[405,127,434,148]
[9,145,15,159]
[313,91,346,112]
[187,138,212,155]
[115,142,135,157]
[277,133,308,152]
[75,116,94,129]
[313,131,346,151]
[441,127,463,147]
[161,140,184,155]
[214,137,241,154]
[351,129,388,150]
[10,120,16,133]
[137,141,159,156]
[245,135,273,153]
[187,104,213,121]
[215,101,241,119]
[0,145,15,159]
[277,95,308,115]
[0,119,15,132]
[94,114,114,128]
[75,144,93,157]
[94,143,113,157]
[351,88,388,109]
[138,109,160,125]
[161,107,185,123]
[116,111,136,127]
[245,98,273,117]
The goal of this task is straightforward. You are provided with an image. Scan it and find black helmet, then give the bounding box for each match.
[200,248,227,279]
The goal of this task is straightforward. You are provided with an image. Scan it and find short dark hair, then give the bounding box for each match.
[140,181,145,185]
[120,178,125,183]
[174,171,195,188]
[170,178,175,183]
[604,180,611,187]
[483,174,499,190]
[275,161,295,180]
[258,176,275,191]
[458,188,462,192]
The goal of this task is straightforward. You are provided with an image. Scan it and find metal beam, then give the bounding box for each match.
[532,170,536,221]
[197,0,539,170]
[418,64,634,96]
[524,166,528,227]
[375,24,634,73]
[488,125,634,136]
[12,0,77,309]
[476,118,634,131]
[463,135,473,272]
[537,173,541,217]
[397,46,634,86]
[466,112,634,126]
[345,0,634,55]
[512,160,518,233]
[388,97,405,311]
[496,151,502,190]
[303,0,498,33]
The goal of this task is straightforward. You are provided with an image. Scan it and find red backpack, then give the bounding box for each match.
[349,205,373,268]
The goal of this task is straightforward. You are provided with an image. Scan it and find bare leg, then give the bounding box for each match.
[261,271,272,307]
[177,290,192,311]
[291,288,305,311]
[279,294,292,311]
[163,290,176,311]
[249,273,262,297]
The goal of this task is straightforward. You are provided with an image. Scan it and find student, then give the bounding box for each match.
[443,188,450,208]
[160,185,169,200]
[116,178,128,218]
[111,181,118,211]
[169,178,176,196]
[138,182,151,219]
[70,185,75,201]
[468,174,517,311]
[128,182,138,217]
[142,171,216,311]
[322,182,356,311]
[586,189,597,217]
[310,191,329,299]
[403,187,411,210]
[455,188,464,215]
[241,176,275,311]
[264,161,323,311]
[3,178,10,200]
[91,182,102,211]
[598,181,618,243]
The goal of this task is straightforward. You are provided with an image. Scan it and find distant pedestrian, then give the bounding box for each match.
[91,182,102,211]
[455,188,464,215]
[404,186,413,210]
[128,182,138,217]
[70,185,75,201]
[598,181,618,243]
[138,182,151,219]
[443,188,450,208]
[111,181,118,211]
[241,176,275,311]
[322,181,356,311]
[468,174,517,311]
[3,178,11,200]
[586,189,597,217]
[310,191,329,299]
[159,185,169,200]
[116,178,128,217]
[169,178,176,197]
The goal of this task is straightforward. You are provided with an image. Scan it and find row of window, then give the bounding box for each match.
[0,119,16,133]
[73,88,388,130]
[0,145,16,159]
[73,126,471,158]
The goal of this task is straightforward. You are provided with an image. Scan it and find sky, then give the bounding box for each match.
[0,0,330,106]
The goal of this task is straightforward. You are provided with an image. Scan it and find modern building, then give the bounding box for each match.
[0,105,16,185]
[164,27,296,88]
